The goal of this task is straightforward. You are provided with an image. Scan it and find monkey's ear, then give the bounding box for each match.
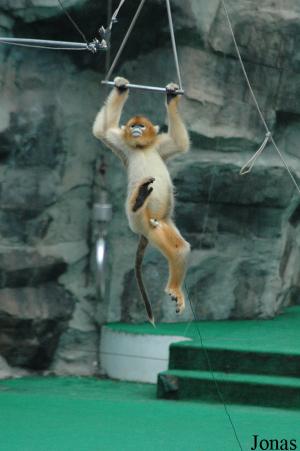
[121,125,125,130]
[154,125,160,134]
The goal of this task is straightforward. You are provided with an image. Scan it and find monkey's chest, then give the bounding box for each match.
[128,152,172,193]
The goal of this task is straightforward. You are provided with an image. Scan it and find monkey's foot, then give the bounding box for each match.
[150,218,160,228]
[165,287,185,314]
[132,177,155,212]
[114,76,129,92]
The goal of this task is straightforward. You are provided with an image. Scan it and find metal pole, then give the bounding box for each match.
[105,0,146,80]
[101,80,184,94]
[165,0,183,90]
[0,37,107,52]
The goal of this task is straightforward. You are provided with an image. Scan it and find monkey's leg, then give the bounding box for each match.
[147,220,190,314]
[131,177,155,212]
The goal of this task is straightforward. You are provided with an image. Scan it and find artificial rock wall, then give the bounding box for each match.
[0,0,300,377]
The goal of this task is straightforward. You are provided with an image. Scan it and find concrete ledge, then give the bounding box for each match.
[100,326,191,383]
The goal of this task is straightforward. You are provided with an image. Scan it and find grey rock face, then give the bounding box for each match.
[0,284,74,368]
[1,0,300,376]
[0,0,88,22]
[0,355,12,378]
[0,10,101,376]
[0,249,66,287]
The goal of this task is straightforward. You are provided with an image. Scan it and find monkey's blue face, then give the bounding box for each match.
[131,123,146,138]
[124,116,157,148]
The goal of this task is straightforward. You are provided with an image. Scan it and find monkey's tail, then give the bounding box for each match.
[135,235,155,327]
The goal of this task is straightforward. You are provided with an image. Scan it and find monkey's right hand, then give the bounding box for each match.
[166,82,180,105]
[114,76,129,93]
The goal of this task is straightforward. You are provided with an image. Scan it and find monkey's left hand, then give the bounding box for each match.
[114,76,129,93]
[166,82,180,105]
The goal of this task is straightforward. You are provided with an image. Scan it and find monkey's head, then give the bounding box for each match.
[123,116,159,149]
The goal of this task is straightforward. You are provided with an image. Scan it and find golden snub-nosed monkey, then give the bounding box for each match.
[93,76,190,325]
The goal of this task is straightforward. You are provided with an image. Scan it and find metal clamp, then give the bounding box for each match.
[87,38,108,53]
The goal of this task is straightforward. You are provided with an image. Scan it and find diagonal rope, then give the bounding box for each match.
[105,0,147,80]
[185,282,244,451]
[58,0,89,44]
[221,0,300,196]
[240,132,271,175]
[109,0,127,31]
[221,0,268,132]
[105,0,113,74]
[165,0,183,90]
[183,168,244,451]
[102,0,127,46]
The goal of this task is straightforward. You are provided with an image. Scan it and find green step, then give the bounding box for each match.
[169,343,300,378]
[157,369,300,409]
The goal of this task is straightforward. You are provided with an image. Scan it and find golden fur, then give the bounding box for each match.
[93,76,190,322]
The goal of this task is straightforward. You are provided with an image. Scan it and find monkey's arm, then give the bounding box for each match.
[93,77,129,165]
[157,84,190,160]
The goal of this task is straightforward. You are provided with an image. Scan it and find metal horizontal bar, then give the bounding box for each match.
[101,80,185,95]
[0,37,107,52]
[0,37,87,48]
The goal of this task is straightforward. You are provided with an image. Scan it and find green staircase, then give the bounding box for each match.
[157,309,300,409]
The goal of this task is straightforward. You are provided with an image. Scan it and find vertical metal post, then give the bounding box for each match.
[105,0,147,80]
[165,0,183,90]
